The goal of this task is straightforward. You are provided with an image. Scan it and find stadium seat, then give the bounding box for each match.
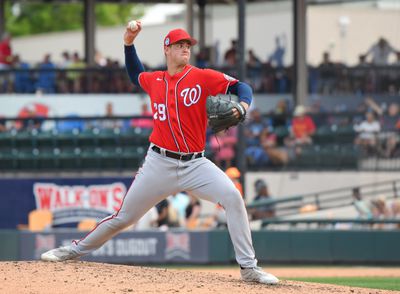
[100,147,123,169]
[77,128,100,148]
[37,148,58,170]
[17,148,39,170]
[98,128,120,148]
[35,130,56,149]
[0,148,18,170]
[56,147,81,170]
[120,127,150,146]
[80,147,101,169]
[121,146,145,168]
[14,129,38,149]
[28,209,53,231]
[0,131,15,149]
[313,125,334,145]
[54,128,79,149]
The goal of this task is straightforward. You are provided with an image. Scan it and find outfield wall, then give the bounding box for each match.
[1,230,399,264]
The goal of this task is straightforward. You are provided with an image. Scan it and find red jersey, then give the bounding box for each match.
[139,65,237,153]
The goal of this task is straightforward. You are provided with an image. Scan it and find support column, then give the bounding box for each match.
[237,0,247,182]
[0,0,5,38]
[293,0,308,106]
[185,0,195,64]
[84,0,95,66]
[197,0,206,50]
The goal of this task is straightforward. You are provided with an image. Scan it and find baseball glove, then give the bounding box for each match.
[206,95,247,133]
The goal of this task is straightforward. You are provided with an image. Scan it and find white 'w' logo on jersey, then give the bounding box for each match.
[181,85,202,107]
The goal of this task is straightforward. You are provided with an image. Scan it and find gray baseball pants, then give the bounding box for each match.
[71,145,258,268]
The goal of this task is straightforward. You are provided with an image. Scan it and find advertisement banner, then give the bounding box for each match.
[19,231,209,263]
[0,177,133,228]
[33,182,126,225]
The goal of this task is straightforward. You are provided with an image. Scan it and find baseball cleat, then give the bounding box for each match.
[41,245,80,262]
[240,267,279,284]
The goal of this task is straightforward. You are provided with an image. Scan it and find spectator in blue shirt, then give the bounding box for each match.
[13,55,34,93]
[36,53,56,93]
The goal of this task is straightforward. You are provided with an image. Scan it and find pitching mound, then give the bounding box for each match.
[0,261,394,294]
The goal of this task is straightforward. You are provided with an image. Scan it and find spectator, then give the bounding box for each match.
[210,128,237,169]
[271,99,290,128]
[352,187,373,219]
[0,33,12,70]
[18,104,44,131]
[357,54,369,67]
[244,108,270,146]
[13,55,33,93]
[0,33,12,92]
[131,102,153,129]
[223,39,237,66]
[97,102,123,130]
[35,53,56,93]
[60,51,72,69]
[58,51,71,93]
[0,116,7,132]
[268,34,286,68]
[185,195,201,229]
[365,98,399,157]
[371,196,390,229]
[155,199,169,228]
[249,179,275,220]
[247,49,262,68]
[247,49,262,90]
[317,52,337,94]
[155,198,179,229]
[169,192,190,227]
[195,48,210,68]
[394,52,400,66]
[354,111,381,155]
[67,52,86,93]
[352,54,370,94]
[94,50,107,67]
[390,199,400,229]
[260,127,289,166]
[289,105,316,145]
[225,167,243,196]
[365,37,399,66]
[244,109,272,167]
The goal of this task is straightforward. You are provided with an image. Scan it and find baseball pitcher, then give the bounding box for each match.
[41,21,279,285]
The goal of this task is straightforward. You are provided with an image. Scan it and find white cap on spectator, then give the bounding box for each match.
[294,105,306,116]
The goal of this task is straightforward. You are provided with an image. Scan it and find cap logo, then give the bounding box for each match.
[165,37,170,46]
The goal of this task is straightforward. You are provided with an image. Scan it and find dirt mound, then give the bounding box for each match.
[0,261,394,294]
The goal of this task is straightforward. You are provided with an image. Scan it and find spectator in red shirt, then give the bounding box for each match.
[291,105,316,145]
[0,33,12,70]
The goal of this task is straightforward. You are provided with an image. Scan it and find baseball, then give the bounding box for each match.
[128,20,138,31]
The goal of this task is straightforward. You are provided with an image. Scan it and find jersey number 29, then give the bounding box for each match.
[153,103,166,121]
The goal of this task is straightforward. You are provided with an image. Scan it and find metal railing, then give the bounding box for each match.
[246,179,400,221]
[260,218,400,229]
[1,64,400,94]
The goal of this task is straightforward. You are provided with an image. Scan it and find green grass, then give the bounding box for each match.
[287,277,400,291]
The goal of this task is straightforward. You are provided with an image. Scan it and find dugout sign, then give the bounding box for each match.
[19,231,210,263]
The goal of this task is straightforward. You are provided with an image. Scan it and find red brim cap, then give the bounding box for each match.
[164,28,197,46]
